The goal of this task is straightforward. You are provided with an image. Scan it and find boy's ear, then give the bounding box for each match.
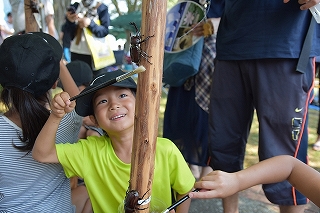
[89,115,98,126]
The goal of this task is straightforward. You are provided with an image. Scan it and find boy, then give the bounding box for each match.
[33,70,195,212]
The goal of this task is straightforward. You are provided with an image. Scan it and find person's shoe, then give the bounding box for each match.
[313,141,320,151]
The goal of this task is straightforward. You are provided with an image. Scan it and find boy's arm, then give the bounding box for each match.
[189,155,320,207]
[59,60,80,97]
[32,92,75,163]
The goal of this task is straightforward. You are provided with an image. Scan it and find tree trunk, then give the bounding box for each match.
[53,0,70,36]
[24,0,39,32]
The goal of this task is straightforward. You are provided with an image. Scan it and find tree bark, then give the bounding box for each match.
[24,0,39,32]
[128,0,167,212]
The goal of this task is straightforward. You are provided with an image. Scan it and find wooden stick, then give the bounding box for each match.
[128,0,167,212]
[24,0,40,33]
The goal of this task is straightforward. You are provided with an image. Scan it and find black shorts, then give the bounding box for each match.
[208,58,314,205]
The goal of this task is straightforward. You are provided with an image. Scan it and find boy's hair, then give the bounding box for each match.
[75,69,137,117]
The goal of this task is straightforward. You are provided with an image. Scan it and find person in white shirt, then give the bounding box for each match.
[1,12,14,40]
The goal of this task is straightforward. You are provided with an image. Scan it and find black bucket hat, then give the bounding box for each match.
[75,69,137,117]
[0,32,62,97]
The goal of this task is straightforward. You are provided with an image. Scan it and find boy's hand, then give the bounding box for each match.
[50,92,75,118]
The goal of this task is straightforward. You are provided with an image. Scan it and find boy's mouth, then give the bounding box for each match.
[110,114,126,120]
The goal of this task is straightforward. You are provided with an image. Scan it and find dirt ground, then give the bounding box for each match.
[189,185,319,213]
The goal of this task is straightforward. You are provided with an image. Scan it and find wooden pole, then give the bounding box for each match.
[24,0,40,33]
[128,0,167,212]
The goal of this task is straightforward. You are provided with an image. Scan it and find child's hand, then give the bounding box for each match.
[50,92,75,118]
[189,170,240,199]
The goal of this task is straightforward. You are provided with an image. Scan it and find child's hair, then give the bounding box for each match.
[0,32,62,153]
[1,87,50,153]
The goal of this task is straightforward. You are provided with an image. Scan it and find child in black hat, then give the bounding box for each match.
[33,70,195,212]
[0,32,90,212]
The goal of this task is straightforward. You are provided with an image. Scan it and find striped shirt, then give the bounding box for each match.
[0,110,82,213]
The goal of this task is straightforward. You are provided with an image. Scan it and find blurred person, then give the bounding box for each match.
[9,0,58,38]
[163,0,220,180]
[0,12,14,40]
[208,0,320,212]
[62,0,110,75]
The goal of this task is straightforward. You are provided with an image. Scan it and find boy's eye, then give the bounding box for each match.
[97,99,107,105]
[120,94,128,98]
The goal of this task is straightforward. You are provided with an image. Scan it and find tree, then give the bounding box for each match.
[109,0,178,16]
[53,0,71,36]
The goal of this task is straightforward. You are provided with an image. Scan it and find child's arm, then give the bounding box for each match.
[175,192,191,213]
[32,92,75,163]
[189,155,320,207]
[59,60,79,97]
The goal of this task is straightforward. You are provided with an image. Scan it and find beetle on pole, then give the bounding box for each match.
[126,0,167,212]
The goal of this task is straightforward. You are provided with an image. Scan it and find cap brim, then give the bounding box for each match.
[75,70,137,117]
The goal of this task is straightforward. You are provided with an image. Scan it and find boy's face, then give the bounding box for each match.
[91,86,136,135]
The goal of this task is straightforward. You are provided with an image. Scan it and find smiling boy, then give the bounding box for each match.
[32,70,195,213]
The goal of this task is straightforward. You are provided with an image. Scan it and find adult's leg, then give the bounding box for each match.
[252,59,312,212]
[313,62,320,150]
[208,60,254,213]
[222,194,239,213]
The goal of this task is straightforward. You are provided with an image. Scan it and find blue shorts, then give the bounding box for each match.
[208,58,314,205]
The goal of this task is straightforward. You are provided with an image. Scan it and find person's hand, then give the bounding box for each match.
[284,0,320,10]
[78,17,91,28]
[50,92,75,118]
[191,19,214,37]
[66,11,78,23]
[188,170,240,199]
[191,21,205,37]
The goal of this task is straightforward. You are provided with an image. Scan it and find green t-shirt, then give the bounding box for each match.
[56,136,195,213]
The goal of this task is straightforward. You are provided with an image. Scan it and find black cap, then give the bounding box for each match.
[58,60,93,89]
[0,32,62,97]
[75,69,137,117]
